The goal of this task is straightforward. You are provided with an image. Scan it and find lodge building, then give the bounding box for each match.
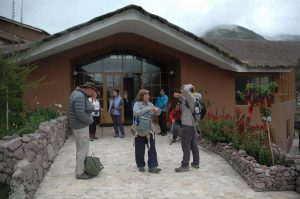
[1,5,300,152]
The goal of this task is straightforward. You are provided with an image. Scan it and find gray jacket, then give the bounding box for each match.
[68,87,94,129]
[133,101,161,133]
[180,84,202,126]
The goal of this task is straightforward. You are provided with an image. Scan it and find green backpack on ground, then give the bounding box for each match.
[85,154,104,176]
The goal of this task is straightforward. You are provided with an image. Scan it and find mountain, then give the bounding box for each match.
[203,25,265,40]
[266,34,300,41]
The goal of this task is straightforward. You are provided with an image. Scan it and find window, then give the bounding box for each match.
[279,69,296,102]
[235,76,273,105]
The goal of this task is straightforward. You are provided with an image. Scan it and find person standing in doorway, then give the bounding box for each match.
[68,82,98,179]
[89,92,101,141]
[109,88,125,138]
[155,89,169,136]
[173,84,200,172]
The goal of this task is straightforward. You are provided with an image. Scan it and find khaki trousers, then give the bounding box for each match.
[72,126,89,176]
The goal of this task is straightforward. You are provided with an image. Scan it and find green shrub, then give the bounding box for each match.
[0,108,60,139]
[231,132,241,150]
[258,146,273,166]
[201,109,274,166]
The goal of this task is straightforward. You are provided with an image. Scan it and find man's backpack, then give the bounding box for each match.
[186,98,206,123]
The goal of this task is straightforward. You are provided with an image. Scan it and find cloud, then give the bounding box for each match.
[0,0,299,36]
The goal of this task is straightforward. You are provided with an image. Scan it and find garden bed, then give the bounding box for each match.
[199,135,300,192]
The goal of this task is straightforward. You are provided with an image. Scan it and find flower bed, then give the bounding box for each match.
[200,109,300,192]
[199,136,300,192]
[202,109,274,166]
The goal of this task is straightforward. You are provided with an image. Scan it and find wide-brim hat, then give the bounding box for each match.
[80,82,98,93]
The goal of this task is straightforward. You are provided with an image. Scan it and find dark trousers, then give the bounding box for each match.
[158,111,167,134]
[181,125,200,167]
[172,122,181,139]
[89,116,99,136]
[135,134,158,169]
[111,115,124,136]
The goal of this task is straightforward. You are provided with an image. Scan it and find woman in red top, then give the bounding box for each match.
[168,102,182,143]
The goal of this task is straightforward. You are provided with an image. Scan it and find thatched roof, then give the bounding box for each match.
[3,5,300,69]
[204,38,300,68]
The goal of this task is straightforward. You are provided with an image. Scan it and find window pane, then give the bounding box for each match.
[103,55,122,72]
[235,76,247,105]
[143,74,151,86]
[143,59,160,73]
[151,73,160,85]
[124,55,142,73]
[249,77,259,84]
[79,54,122,73]
[261,76,273,84]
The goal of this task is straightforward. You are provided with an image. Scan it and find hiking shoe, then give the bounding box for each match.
[161,133,167,136]
[90,138,94,141]
[76,172,93,180]
[92,135,99,140]
[171,138,177,143]
[191,163,200,169]
[175,166,190,172]
[113,135,119,138]
[120,135,125,138]
[138,167,145,172]
[149,167,162,173]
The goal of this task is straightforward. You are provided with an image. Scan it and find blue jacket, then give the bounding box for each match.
[155,94,168,112]
[108,95,122,115]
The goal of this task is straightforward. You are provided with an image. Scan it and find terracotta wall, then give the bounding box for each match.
[180,55,235,113]
[24,53,72,110]
[278,100,296,151]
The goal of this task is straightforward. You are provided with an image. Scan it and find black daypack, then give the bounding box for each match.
[185,98,206,122]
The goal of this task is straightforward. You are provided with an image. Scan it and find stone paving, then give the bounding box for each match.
[34,127,299,199]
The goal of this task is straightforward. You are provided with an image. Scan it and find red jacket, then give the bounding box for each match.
[168,109,182,125]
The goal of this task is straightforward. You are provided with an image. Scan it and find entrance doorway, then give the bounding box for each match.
[123,73,142,124]
[73,50,170,125]
[102,73,123,124]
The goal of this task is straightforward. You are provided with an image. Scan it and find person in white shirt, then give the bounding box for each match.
[89,92,101,141]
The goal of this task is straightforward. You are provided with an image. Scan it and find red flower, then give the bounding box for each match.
[246,115,252,121]
[259,123,266,129]
[248,107,253,114]
[225,113,231,119]
[235,108,242,115]
[251,125,257,131]
[267,102,272,107]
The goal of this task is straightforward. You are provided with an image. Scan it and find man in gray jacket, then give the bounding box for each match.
[173,84,200,172]
[68,82,98,179]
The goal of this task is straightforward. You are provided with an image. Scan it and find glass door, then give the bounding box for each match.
[102,73,123,124]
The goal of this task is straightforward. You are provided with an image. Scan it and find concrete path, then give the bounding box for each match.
[34,127,299,199]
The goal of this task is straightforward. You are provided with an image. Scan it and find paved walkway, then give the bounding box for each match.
[289,130,300,156]
[34,127,299,199]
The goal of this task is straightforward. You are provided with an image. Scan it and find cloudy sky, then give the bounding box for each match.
[0,0,300,37]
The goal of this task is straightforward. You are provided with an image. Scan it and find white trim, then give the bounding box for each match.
[16,10,290,73]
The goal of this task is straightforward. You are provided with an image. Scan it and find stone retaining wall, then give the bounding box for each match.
[0,116,71,199]
[199,137,300,193]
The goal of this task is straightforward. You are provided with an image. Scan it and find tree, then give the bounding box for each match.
[0,55,42,131]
